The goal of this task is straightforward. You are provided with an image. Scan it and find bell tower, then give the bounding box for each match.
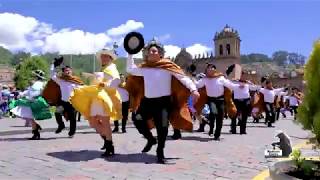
[214,24,240,58]
[213,25,241,79]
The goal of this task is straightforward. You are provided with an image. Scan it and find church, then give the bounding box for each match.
[174,24,242,79]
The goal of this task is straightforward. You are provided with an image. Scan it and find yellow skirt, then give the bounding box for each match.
[70,85,122,121]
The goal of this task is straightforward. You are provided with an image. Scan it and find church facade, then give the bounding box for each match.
[174,25,242,79]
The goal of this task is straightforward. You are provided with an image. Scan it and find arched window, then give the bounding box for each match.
[226,44,231,55]
[219,45,223,55]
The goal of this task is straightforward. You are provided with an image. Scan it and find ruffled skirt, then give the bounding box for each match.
[70,85,122,121]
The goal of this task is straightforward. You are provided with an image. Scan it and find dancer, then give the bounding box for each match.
[10,70,52,139]
[50,57,84,137]
[126,38,199,163]
[70,49,122,157]
[228,78,259,134]
[112,74,129,133]
[259,80,288,127]
[194,63,237,140]
[288,87,301,120]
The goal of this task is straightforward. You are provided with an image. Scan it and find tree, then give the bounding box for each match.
[14,56,49,90]
[0,46,13,65]
[11,51,31,66]
[297,41,320,142]
[272,51,289,66]
[287,53,306,65]
[241,53,271,64]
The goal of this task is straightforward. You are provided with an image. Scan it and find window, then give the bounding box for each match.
[226,44,231,55]
[219,45,223,55]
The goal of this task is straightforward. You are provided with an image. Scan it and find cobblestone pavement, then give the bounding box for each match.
[0,115,311,180]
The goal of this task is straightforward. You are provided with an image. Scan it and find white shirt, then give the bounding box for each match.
[289,96,299,106]
[228,82,259,99]
[50,64,81,102]
[20,81,45,100]
[259,88,284,103]
[196,76,234,97]
[126,55,197,98]
[118,87,129,102]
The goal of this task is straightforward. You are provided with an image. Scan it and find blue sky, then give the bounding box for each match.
[0,0,319,57]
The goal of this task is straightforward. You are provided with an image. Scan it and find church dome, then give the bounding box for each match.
[176,48,192,60]
[214,24,240,40]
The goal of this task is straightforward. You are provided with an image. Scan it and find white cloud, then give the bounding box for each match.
[107,20,144,36]
[163,44,211,58]
[42,30,112,54]
[186,43,212,57]
[164,45,181,58]
[0,13,38,49]
[0,12,145,54]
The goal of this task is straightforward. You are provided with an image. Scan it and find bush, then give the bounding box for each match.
[14,56,49,90]
[298,41,320,142]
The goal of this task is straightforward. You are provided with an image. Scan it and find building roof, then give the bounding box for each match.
[214,24,240,40]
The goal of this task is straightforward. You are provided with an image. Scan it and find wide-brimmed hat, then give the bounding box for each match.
[96,49,117,61]
[32,69,46,80]
[123,32,145,54]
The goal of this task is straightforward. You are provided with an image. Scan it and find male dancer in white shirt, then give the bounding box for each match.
[126,39,199,163]
[51,63,83,137]
[259,80,288,127]
[195,64,236,140]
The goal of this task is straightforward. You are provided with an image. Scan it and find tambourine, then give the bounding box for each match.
[123,32,145,54]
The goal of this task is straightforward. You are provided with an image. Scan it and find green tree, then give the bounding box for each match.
[297,41,320,142]
[0,46,13,65]
[272,51,289,66]
[241,53,271,64]
[14,56,49,90]
[11,51,31,66]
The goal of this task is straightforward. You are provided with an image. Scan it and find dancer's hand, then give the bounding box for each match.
[191,90,200,104]
[98,82,105,88]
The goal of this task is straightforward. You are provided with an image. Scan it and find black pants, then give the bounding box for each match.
[231,98,250,134]
[290,106,298,119]
[114,101,129,129]
[207,96,225,138]
[132,96,171,150]
[276,107,281,121]
[55,101,77,133]
[265,102,275,126]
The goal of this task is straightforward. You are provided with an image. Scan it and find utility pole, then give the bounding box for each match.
[93,54,96,72]
[70,54,73,68]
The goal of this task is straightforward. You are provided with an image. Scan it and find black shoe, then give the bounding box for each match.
[171,130,182,140]
[142,138,157,153]
[29,129,40,140]
[230,130,237,134]
[112,127,119,133]
[196,123,205,132]
[101,140,115,157]
[213,137,220,141]
[101,136,107,150]
[267,122,272,127]
[156,149,166,164]
[68,130,75,137]
[121,128,126,133]
[208,129,213,136]
[55,125,65,134]
[240,132,247,135]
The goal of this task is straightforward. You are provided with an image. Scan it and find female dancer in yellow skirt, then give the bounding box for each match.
[70,49,122,157]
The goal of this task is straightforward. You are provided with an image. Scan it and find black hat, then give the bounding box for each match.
[54,56,64,67]
[123,32,145,54]
[226,64,235,76]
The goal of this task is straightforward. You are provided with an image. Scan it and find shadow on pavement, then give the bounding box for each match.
[47,150,179,164]
[0,136,71,142]
[167,136,213,142]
